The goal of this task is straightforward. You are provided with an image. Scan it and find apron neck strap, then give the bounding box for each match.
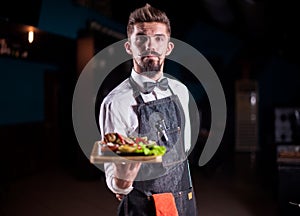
[129,76,145,104]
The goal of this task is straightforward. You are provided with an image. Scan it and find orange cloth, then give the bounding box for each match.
[152,193,178,216]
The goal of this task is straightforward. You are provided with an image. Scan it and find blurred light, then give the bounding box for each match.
[28,30,34,43]
[250,92,256,105]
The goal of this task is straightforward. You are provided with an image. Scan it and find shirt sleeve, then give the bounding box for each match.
[181,87,191,152]
[99,97,134,194]
[99,98,128,137]
[104,163,134,195]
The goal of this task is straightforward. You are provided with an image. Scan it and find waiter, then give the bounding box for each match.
[99,4,198,216]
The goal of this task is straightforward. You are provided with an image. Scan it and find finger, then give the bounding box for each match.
[116,194,124,201]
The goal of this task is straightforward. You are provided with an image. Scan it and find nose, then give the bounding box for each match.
[145,36,155,51]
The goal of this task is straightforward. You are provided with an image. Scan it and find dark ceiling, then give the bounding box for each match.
[74,0,297,37]
[1,0,42,27]
[75,0,299,62]
[2,0,299,42]
[1,0,299,62]
[1,0,299,40]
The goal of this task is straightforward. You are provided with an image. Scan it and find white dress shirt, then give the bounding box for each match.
[99,69,191,195]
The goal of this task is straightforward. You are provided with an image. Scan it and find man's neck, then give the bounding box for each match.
[133,69,163,81]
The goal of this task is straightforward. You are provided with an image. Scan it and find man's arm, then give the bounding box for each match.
[100,99,140,194]
[180,85,192,152]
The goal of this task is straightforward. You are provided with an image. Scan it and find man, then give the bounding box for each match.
[99,4,198,215]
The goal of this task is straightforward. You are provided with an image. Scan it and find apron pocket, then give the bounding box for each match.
[173,187,198,216]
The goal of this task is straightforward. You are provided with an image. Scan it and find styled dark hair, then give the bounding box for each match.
[127,3,171,37]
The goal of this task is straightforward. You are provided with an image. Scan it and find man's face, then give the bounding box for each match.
[125,22,174,78]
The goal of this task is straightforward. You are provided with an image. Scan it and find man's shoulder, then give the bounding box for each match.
[102,79,132,104]
[168,78,188,91]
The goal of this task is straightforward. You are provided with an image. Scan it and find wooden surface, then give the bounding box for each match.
[90,141,162,164]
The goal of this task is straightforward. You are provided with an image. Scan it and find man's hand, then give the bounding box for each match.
[113,162,141,189]
[116,193,124,201]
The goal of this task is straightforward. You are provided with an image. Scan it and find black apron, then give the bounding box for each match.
[117,77,198,216]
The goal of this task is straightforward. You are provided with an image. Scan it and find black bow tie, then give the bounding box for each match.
[143,78,168,93]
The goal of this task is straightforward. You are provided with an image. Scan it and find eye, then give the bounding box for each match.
[155,36,165,43]
[135,35,148,44]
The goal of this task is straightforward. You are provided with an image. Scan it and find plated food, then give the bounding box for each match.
[100,133,167,156]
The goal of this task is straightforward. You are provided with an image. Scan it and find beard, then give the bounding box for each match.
[139,58,162,78]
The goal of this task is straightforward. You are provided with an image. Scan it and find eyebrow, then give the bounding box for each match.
[135,33,167,37]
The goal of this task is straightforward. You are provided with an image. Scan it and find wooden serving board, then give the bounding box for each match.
[90,141,162,164]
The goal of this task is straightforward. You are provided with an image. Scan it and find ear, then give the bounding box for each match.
[124,41,132,55]
[165,41,174,56]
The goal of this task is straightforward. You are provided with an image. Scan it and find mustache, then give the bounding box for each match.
[138,50,162,57]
